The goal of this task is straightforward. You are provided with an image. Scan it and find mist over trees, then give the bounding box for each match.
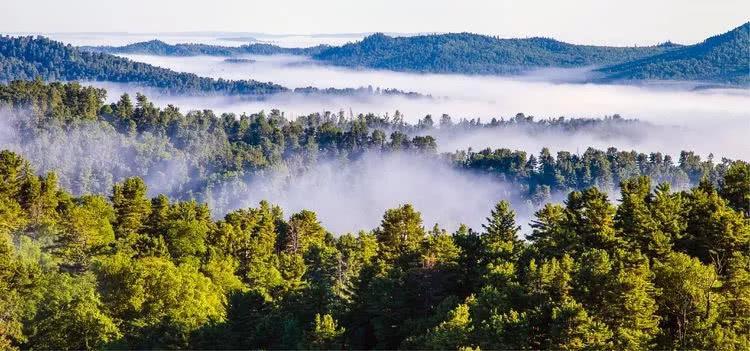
[312,32,677,75]
[0,0,747,345]
[0,36,286,95]
[1,148,748,349]
[314,23,749,84]
[1,79,748,349]
[0,81,731,208]
[598,22,750,84]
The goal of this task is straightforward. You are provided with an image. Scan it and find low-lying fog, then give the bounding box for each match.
[209,153,538,234]
[6,42,748,234]
[0,109,539,233]
[92,53,750,160]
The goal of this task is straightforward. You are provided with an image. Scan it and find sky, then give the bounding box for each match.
[1,0,748,46]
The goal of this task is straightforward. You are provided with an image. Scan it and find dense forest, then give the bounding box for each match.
[86,35,675,74]
[88,22,745,85]
[311,33,679,75]
[598,22,750,84]
[1,80,748,350]
[3,23,747,101]
[1,1,747,347]
[0,36,429,99]
[91,34,681,77]
[0,36,286,95]
[1,141,749,349]
[0,80,730,213]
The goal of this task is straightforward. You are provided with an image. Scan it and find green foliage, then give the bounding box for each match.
[22,272,119,350]
[0,36,287,94]
[653,253,721,349]
[374,204,426,263]
[423,302,474,350]
[93,254,225,348]
[721,161,750,216]
[309,313,345,349]
[86,39,328,57]
[111,177,151,242]
[0,108,748,350]
[314,32,676,75]
[599,22,750,84]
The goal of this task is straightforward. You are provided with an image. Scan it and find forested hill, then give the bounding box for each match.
[310,32,680,75]
[84,39,329,57]
[0,36,287,95]
[2,82,750,349]
[598,22,750,84]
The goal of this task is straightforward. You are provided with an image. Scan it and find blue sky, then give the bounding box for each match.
[1,0,748,45]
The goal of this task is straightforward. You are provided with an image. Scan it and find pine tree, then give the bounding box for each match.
[615,176,658,252]
[720,161,750,216]
[111,178,151,241]
[374,204,426,263]
[308,313,345,349]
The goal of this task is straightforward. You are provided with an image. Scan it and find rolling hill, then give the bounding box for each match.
[310,32,681,75]
[597,22,750,84]
[0,36,287,95]
[85,39,329,57]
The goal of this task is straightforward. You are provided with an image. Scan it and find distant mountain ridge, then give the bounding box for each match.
[0,36,287,95]
[87,34,681,76]
[597,22,749,84]
[5,23,748,90]
[77,25,750,85]
[85,39,329,57]
[310,32,682,75]
[0,35,427,98]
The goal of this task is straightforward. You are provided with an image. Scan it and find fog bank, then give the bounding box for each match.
[94,79,750,160]
[208,153,535,234]
[0,109,539,234]
[87,53,750,160]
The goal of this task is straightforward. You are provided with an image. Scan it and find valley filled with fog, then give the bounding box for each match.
[3,5,750,348]
[3,33,749,234]
[60,35,749,232]
[96,52,750,160]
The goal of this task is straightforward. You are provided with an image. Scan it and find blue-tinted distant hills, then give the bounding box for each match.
[0,35,426,97]
[84,39,329,57]
[7,23,749,88]
[0,36,287,94]
[311,32,681,75]
[597,23,749,85]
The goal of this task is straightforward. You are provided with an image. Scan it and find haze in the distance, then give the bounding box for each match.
[2,0,749,46]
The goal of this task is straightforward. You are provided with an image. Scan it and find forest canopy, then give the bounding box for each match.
[1,149,748,349]
[0,36,287,95]
[598,22,750,84]
[1,79,748,349]
[0,80,732,209]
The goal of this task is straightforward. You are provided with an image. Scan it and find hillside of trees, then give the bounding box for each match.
[0,80,731,211]
[310,33,680,75]
[88,24,742,85]
[598,22,750,84]
[0,36,287,95]
[1,79,749,350]
[84,39,329,57]
[82,33,682,77]
[1,145,749,349]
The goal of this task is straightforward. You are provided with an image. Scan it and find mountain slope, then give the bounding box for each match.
[0,36,287,95]
[597,23,749,84]
[311,32,680,75]
[85,39,329,57]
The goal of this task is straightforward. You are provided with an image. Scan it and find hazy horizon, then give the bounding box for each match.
[2,0,748,46]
